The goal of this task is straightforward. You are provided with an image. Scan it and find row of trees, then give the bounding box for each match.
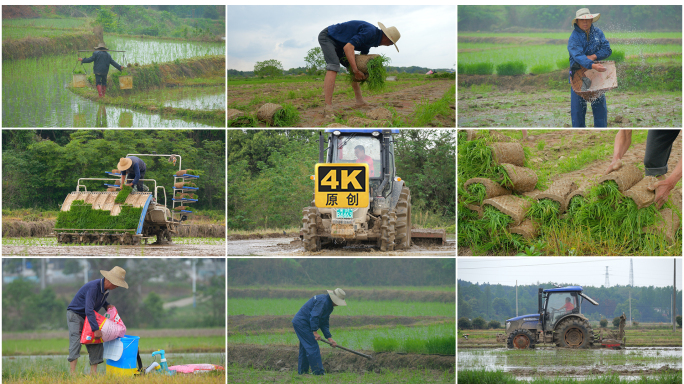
[458,5,682,32]
[228,258,455,286]
[2,130,225,212]
[458,280,682,323]
[228,130,455,231]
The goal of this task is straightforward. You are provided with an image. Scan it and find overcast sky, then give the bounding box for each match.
[227,5,456,71]
[458,258,682,289]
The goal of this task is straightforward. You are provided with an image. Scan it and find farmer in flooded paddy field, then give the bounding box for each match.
[291,288,346,375]
[318,21,401,118]
[78,42,125,98]
[567,8,612,127]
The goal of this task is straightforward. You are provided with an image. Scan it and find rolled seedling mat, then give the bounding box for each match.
[228,109,245,120]
[256,103,283,125]
[354,54,380,74]
[501,163,537,193]
[483,195,533,226]
[464,177,511,200]
[565,174,602,205]
[174,182,197,189]
[509,219,538,240]
[106,187,118,192]
[174,206,190,211]
[536,178,578,213]
[465,204,483,218]
[523,189,543,200]
[598,163,643,192]
[644,208,681,244]
[367,107,392,121]
[669,188,682,213]
[175,170,196,177]
[623,176,658,209]
[489,142,524,167]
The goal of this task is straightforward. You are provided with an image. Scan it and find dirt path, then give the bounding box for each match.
[2,244,225,256]
[228,344,455,374]
[226,236,455,256]
[228,315,453,333]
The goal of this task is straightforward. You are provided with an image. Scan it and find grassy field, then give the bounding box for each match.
[229,364,454,383]
[458,370,681,384]
[228,298,455,317]
[459,32,682,39]
[3,18,90,28]
[3,335,225,356]
[229,285,455,292]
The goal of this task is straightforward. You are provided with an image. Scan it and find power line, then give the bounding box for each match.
[458,258,624,270]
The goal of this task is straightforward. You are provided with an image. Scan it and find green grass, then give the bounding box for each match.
[459,62,494,75]
[412,84,455,126]
[229,285,455,292]
[271,103,300,127]
[458,370,681,384]
[228,323,455,353]
[496,61,526,76]
[227,298,455,317]
[458,31,682,39]
[530,63,554,74]
[229,364,454,383]
[3,18,90,29]
[2,335,225,356]
[54,200,142,230]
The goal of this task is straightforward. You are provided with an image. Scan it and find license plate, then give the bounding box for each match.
[336,209,353,219]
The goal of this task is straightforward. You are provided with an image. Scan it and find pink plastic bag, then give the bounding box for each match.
[80,306,126,344]
[168,364,225,374]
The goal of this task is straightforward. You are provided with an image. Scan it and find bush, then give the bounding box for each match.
[463,62,494,75]
[530,63,554,74]
[600,318,608,328]
[496,61,526,76]
[458,317,472,330]
[488,320,501,329]
[556,58,569,69]
[613,317,621,328]
[677,315,682,327]
[609,50,625,63]
[472,317,487,329]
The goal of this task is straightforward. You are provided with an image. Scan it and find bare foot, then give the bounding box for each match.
[323,105,336,118]
[354,101,371,108]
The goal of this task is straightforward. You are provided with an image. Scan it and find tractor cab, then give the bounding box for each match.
[540,286,598,332]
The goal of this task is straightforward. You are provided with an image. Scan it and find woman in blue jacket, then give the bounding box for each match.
[291,288,346,375]
[567,8,612,127]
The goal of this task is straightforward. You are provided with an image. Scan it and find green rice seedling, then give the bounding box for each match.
[530,63,554,74]
[496,60,526,76]
[528,199,561,225]
[610,50,626,63]
[482,205,512,234]
[463,62,494,75]
[457,62,465,74]
[402,338,425,354]
[271,103,300,127]
[425,335,455,355]
[54,200,142,230]
[566,195,585,218]
[362,55,391,92]
[372,336,399,352]
[556,57,569,69]
[591,180,622,207]
[466,183,487,204]
[114,185,132,204]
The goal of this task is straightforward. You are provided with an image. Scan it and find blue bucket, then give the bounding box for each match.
[106,335,139,376]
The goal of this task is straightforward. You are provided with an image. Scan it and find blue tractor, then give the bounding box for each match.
[497,286,626,349]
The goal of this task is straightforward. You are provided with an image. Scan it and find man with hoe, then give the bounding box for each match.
[78,42,125,98]
[67,266,128,375]
[318,21,401,118]
[118,156,148,192]
[292,288,347,375]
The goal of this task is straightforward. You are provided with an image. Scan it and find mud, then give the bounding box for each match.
[228,288,455,302]
[228,315,452,334]
[228,344,454,373]
[2,243,225,256]
[227,236,455,256]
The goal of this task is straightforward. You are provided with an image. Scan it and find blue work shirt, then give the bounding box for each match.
[120,156,146,186]
[81,50,123,76]
[292,294,335,339]
[67,278,111,333]
[567,24,612,82]
[327,20,383,55]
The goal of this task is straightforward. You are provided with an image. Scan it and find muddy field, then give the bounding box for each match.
[458,347,681,379]
[2,241,225,256]
[229,78,455,127]
[3,328,225,341]
[227,235,455,256]
[228,288,454,302]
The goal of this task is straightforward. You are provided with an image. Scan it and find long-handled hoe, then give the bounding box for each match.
[318,339,373,360]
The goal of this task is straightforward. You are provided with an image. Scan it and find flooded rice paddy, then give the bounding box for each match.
[3,35,224,127]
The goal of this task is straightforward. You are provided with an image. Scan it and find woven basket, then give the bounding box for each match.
[624,176,658,209]
[256,103,283,125]
[501,163,537,193]
[228,109,245,120]
[644,208,681,244]
[464,178,511,200]
[490,142,524,166]
[537,178,577,212]
[571,61,617,102]
[483,195,532,226]
[598,163,643,192]
[367,107,392,121]
[509,219,538,240]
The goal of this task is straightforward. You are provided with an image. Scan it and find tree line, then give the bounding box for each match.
[458,279,682,324]
[229,258,455,287]
[458,5,682,32]
[228,130,455,231]
[2,130,225,212]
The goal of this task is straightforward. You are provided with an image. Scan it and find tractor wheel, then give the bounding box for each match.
[302,207,321,252]
[506,329,536,349]
[555,318,594,348]
[379,208,395,252]
[394,186,411,250]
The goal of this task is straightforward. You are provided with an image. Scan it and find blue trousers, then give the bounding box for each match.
[571,87,607,127]
[292,321,324,375]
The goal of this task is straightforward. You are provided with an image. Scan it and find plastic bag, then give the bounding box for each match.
[81,306,126,344]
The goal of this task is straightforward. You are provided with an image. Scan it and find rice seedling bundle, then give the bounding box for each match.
[55,200,142,230]
[343,54,391,92]
[114,185,133,204]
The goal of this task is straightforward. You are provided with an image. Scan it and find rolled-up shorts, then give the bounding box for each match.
[644,130,681,176]
[67,310,104,365]
[318,27,349,73]
[95,74,107,86]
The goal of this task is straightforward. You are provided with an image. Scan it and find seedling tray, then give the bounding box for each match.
[175,174,199,179]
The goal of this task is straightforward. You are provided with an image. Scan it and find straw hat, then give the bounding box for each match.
[327,288,347,306]
[378,22,400,52]
[117,157,132,172]
[573,8,600,26]
[100,266,129,289]
[94,42,109,51]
